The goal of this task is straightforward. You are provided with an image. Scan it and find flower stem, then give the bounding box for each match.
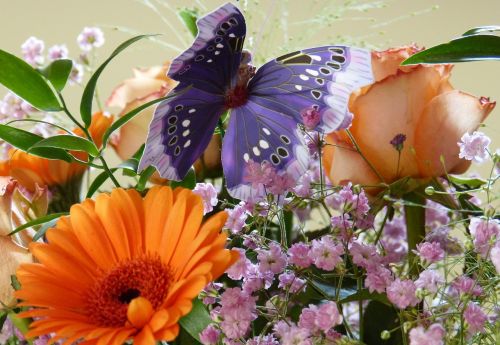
[404,192,426,277]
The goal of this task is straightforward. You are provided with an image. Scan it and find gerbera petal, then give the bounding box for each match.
[127,297,154,329]
[161,189,189,264]
[95,193,131,260]
[70,203,117,268]
[144,186,173,252]
[154,323,180,341]
[134,325,156,345]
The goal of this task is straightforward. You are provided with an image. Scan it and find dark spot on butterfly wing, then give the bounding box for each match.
[276,51,313,65]
[311,90,321,99]
[331,55,346,64]
[270,153,280,165]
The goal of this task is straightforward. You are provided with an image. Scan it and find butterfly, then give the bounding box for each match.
[139,2,373,200]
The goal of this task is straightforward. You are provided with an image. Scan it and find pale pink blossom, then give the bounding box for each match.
[77,27,105,51]
[409,323,445,345]
[193,182,218,214]
[464,303,487,334]
[309,236,344,271]
[21,36,44,66]
[387,279,419,309]
[458,131,491,163]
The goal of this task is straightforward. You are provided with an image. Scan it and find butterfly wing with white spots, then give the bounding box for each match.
[139,3,245,179]
[222,46,373,198]
[249,46,373,133]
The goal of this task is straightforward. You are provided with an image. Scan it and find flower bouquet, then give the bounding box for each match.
[0,2,499,345]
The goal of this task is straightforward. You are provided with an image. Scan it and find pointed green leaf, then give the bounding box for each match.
[8,212,68,236]
[178,8,199,37]
[80,35,153,127]
[170,167,196,189]
[39,59,73,91]
[29,135,100,157]
[179,299,210,342]
[0,49,61,111]
[86,169,118,198]
[402,34,500,64]
[0,125,73,161]
[463,26,500,36]
[33,217,62,241]
[448,174,487,189]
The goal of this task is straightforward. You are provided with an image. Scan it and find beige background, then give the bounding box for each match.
[1,0,499,175]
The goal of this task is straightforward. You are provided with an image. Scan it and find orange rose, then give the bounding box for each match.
[323,45,495,190]
[107,63,223,179]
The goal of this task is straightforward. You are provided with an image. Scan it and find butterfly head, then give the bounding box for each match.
[224,50,255,109]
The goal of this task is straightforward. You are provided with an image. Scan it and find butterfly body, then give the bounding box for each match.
[139,2,373,199]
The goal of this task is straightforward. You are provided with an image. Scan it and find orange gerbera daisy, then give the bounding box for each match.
[15,186,238,344]
[0,112,113,192]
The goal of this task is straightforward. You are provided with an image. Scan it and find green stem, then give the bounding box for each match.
[100,156,120,188]
[404,192,426,277]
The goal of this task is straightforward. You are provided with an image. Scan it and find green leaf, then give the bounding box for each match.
[178,8,199,37]
[170,167,196,189]
[10,275,21,291]
[33,217,61,241]
[463,25,500,36]
[136,166,156,192]
[29,135,100,157]
[0,125,73,161]
[402,34,500,64]
[362,301,403,345]
[179,299,210,342]
[448,174,487,189]
[8,212,68,236]
[101,90,186,149]
[86,159,139,198]
[340,288,390,304]
[80,35,153,127]
[0,49,61,111]
[39,59,73,91]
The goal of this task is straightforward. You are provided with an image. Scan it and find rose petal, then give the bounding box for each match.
[414,90,495,176]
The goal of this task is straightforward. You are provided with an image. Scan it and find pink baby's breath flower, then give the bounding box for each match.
[315,301,343,332]
[309,236,344,271]
[469,217,500,258]
[21,36,44,66]
[298,305,318,333]
[280,326,312,345]
[409,323,445,345]
[257,242,287,275]
[365,266,393,293]
[415,269,444,294]
[452,276,483,296]
[288,242,313,268]
[69,62,84,85]
[350,242,381,270]
[244,159,275,188]
[387,279,419,309]
[491,242,500,274]
[278,272,306,293]
[267,171,295,196]
[426,200,450,229]
[303,131,321,158]
[458,131,491,163]
[464,303,487,335]
[301,106,321,130]
[200,325,221,345]
[47,44,69,61]
[246,335,280,345]
[415,241,445,264]
[383,215,406,239]
[193,182,218,214]
[0,92,30,119]
[226,248,251,280]
[77,26,105,51]
[224,203,248,233]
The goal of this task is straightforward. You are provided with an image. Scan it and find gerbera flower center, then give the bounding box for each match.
[84,254,172,327]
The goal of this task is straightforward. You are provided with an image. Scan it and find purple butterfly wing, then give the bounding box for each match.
[249,46,373,132]
[222,100,309,199]
[168,2,246,92]
[223,46,373,199]
[139,3,246,179]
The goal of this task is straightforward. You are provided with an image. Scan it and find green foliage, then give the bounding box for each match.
[171,167,196,189]
[8,212,68,236]
[402,33,500,64]
[362,301,403,345]
[178,8,199,37]
[178,299,210,343]
[0,49,61,111]
[29,135,100,157]
[80,35,153,127]
[0,125,73,162]
[39,59,73,91]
